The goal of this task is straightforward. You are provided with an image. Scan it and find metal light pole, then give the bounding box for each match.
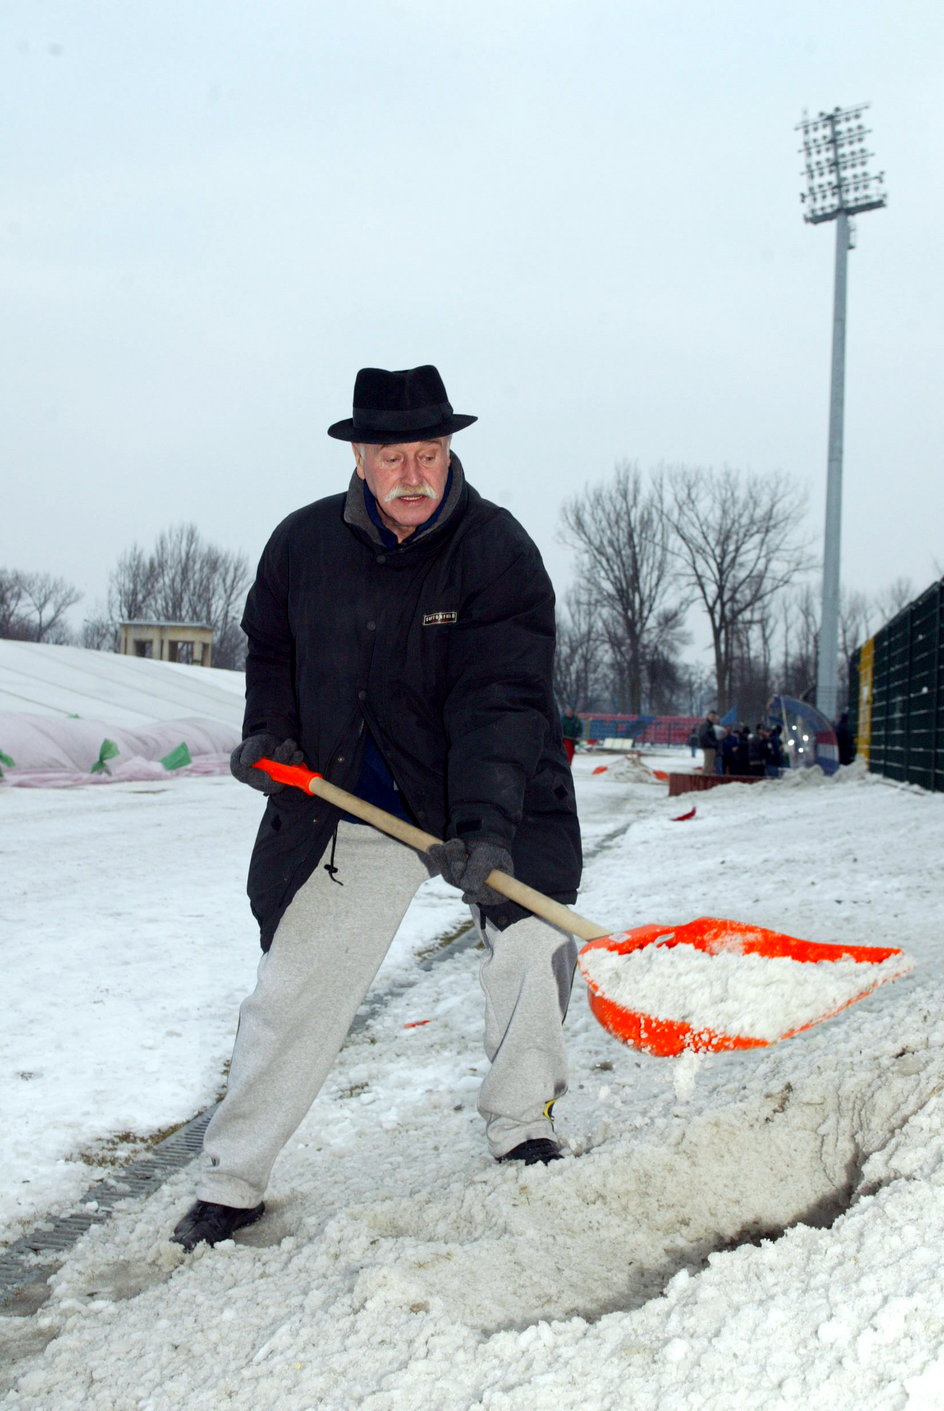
[798,104,886,722]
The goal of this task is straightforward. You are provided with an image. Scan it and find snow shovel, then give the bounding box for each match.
[253,758,914,1057]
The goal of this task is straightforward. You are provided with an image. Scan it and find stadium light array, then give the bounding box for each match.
[798,105,887,224]
[797,103,887,723]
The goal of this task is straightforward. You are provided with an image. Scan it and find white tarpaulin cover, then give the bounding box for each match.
[0,638,244,726]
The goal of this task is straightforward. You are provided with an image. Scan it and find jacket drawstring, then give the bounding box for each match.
[323,825,344,885]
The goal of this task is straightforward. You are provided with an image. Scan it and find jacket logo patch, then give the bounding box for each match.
[423,610,458,627]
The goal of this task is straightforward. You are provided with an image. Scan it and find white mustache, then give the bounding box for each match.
[384,483,438,503]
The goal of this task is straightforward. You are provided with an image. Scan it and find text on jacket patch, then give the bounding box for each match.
[422,611,458,626]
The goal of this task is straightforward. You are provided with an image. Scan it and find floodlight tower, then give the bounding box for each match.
[798,103,886,721]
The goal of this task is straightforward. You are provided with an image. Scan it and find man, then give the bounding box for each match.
[697,710,720,775]
[560,705,583,764]
[172,365,583,1251]
[834,710,856,767]
[748,724,768,778]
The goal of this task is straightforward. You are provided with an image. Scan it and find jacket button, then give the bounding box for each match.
[337,755,345,764]
[376,555,386,564]
[358,690,366,701]
[366,620,376,631]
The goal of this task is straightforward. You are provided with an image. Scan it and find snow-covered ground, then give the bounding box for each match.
[3,703,944,1406]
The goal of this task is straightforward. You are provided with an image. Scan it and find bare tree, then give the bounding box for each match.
[664,465,813,713]
[109,545,160,622]
[0,568,82,643]
[775,582,874,713]
[675,661,716,717]
[727,597,780,724]
[559,463,689,714]
[873,576,914,629]
[81,610,119,652]
[555,587,607,712]
[837,588,874,710]
[643,606,694,713]
[104,523,251,669]
[0,570,30,639]
[19,573,83,643]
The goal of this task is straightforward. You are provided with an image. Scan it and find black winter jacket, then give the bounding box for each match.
[697,718,718,750]
[241,457,582,949]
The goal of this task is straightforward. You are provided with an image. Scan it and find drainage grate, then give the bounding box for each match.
[0,1105,218,1311]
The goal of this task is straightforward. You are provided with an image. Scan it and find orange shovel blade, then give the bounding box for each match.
[578,917,913,1057]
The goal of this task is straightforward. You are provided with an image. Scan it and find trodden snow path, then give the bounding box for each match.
[3,755,944,1408]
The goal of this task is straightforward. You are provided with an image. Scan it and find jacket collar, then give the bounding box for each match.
[343,453,467,550]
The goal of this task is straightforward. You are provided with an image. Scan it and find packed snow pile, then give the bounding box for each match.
[0,639,243,783]
[579,936,915,1043]
[595,753,667,783]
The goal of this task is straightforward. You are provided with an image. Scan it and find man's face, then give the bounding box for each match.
[354,439,451,541]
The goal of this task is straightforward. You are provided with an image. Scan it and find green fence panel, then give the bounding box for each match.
[852,578,944,792]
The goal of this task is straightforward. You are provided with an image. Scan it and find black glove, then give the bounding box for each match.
[426,837,513,907]
[230,733,304,794]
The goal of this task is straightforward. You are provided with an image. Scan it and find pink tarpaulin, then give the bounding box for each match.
[5,753,233,788]
[0,712,239,787]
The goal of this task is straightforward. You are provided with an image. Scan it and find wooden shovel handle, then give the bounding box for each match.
[254,758,609,942]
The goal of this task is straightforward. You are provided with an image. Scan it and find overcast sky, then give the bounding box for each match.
[3,0,941,646]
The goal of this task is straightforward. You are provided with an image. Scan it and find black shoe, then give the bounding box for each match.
[497,1138,563,1165]
[171,1199,265,1251]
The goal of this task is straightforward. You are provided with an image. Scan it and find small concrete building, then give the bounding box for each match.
[119,620,213,666]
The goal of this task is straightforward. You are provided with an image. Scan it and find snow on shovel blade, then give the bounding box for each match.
[577,917,915,1057]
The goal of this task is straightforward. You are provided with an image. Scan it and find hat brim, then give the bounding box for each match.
[327,413,477,444]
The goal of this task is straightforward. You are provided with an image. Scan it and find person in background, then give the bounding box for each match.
[834,710,856,766]
[713,718,726,773]
[721,726,739,775]
[688,728,699,758]
[748,724,768,778]
[768,724,786,773]
[698,710,720,775]
[763,726,783,778]
[560,705,583,765]
[731,726,751,776]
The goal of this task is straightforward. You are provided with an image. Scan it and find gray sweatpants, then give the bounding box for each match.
[197,824,577,1207]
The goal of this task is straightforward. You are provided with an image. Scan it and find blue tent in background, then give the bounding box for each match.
[720,707,738,726]
[767,695,839,775]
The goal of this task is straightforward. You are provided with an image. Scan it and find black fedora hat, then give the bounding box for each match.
[327,365,477,444]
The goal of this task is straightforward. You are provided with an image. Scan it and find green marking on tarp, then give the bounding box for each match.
[0,749,14,778]
[160,741,192,771]
[90,739,120,774]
